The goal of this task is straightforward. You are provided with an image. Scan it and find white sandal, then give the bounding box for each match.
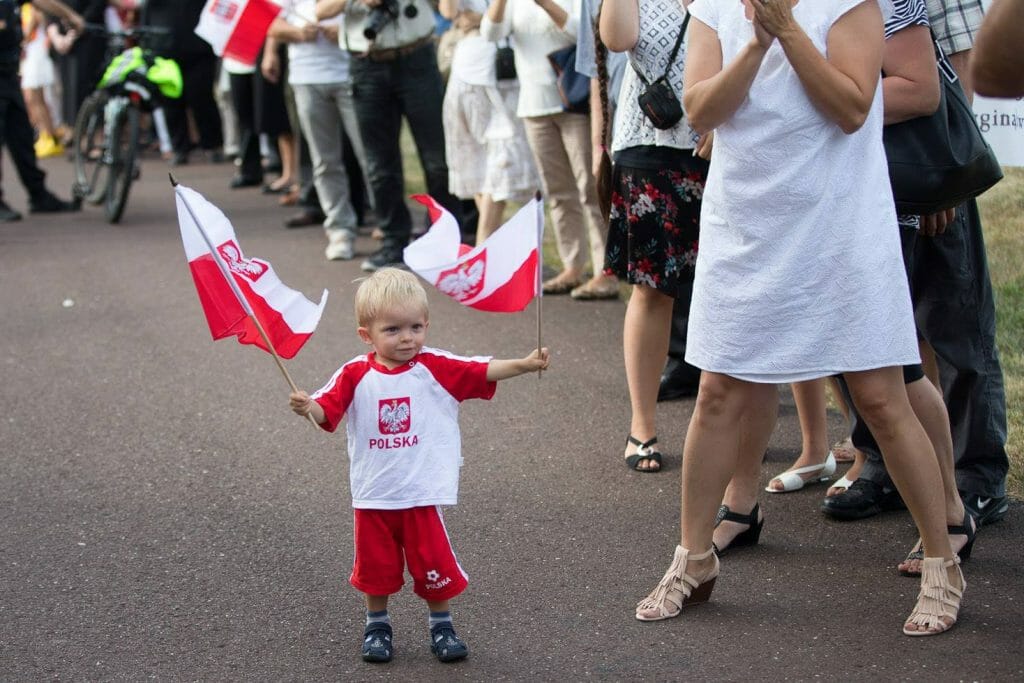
[636,546,719,621]
[765,451,837,493]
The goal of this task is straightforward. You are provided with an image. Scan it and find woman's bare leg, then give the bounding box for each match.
[622,285,674,470]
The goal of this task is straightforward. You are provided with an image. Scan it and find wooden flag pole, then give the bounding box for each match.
[171,174,319,428]
[535,190,544,379]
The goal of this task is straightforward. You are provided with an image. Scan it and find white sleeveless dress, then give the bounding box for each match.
[684,0,920,382]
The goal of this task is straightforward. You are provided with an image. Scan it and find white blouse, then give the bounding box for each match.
[481,0,581,117]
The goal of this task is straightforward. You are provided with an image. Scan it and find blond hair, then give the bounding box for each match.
[354,268,429,327]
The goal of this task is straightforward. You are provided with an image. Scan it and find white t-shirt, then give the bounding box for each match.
[450,0,497,87]
[284,0,350,85]
[312,347,496,510]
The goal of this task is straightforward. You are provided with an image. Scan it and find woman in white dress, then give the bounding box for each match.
[440,0,538,245]
[634,0,964,636]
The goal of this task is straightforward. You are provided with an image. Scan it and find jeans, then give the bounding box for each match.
[854,201,1009,499]
[349,43,461,250]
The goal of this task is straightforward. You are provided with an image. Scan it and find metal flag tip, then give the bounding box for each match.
[168,172,179,187]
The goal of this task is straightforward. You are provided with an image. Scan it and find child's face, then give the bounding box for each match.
[357,304,429,369]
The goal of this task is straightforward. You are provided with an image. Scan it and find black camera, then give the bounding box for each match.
[363,0,418,41]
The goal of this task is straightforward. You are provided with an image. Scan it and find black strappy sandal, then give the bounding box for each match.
[898,511,977,577]
[712,504,764,557]
[625,436,662,472]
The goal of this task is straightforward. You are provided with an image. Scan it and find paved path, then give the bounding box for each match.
[2,153,1022,680]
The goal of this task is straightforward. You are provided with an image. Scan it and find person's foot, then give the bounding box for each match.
[712,504,763,556]
[429,623,468,663]
[262,177,295,194]
[205,149,226,164]
[820,478,905,520]
[29,192,80,214]
[570,275,620,300]
[961,491,1008,526]
[657,357,700,402]
[897,512,977,576]
[0,199,22,222]
[541,270,583,295]
[624,435,661,472]
[283,208,325,229]
[362,622,393,663]
[325,232,355,261]
[361,245,405,272]
[230,174,262,189]
[34,133,65,159]
[830,436,859,463]
[171,151,189,166]
[765,451,836,492]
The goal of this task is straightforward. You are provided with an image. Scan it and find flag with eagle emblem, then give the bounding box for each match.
[403,195,541,312]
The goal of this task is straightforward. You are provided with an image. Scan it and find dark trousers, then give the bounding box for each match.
[166,52,223,154]
[349,43,462,250]
[852,203,1009,499]
[0,74,47,202]
[229,72,262,181]
[669,276,702,385]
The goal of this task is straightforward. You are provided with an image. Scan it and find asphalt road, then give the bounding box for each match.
[2,152,1022,681]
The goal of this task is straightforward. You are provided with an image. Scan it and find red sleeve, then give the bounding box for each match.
[310,359,371,432]
[418,349,497,402]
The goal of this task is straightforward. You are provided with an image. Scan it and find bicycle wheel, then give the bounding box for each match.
[105,104,140,224]
[72,91,110,205]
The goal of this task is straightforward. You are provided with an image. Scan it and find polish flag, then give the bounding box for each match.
[175,183,327,359]
[403,195,541,313]
[194,0,282,67]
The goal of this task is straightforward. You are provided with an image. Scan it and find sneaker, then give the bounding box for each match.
[360,246,405,272]
[34,133,65,159]
[362,622,393,663]
[0,199,22,222]
[820,478,906,521]
[29,192,80,214]
[429,623,468,663]
[325,231,355,261]
[961,492,1008,526]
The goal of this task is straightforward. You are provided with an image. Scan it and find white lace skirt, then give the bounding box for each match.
[442,77,537,202]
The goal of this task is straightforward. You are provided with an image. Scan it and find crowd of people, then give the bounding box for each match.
[2,0,1021,664]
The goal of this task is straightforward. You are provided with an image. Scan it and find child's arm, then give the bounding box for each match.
[486,347,550,381]
[290,390,327,425]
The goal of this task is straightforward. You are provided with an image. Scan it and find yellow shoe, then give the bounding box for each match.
[34,134,64,159]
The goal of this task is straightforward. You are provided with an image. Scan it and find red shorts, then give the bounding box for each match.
[350,506,468,601]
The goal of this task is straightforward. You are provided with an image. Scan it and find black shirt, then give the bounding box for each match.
[0,0,28,67]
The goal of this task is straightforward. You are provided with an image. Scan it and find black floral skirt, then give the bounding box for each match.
[603,148,709,298]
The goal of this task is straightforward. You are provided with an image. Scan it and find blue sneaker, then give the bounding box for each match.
[429,622,468,662]
[362,622,393,663]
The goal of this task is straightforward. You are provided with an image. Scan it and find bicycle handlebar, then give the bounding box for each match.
[80,23,171,39]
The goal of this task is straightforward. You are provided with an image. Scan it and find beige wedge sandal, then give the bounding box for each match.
[903,556,964,636]
[635,545,719,621]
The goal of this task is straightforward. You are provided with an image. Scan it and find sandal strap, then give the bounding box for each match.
[905,556,964,632]
[626,435,659,454]
[715,504,759,527]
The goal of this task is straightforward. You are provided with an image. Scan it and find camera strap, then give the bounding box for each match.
[628,12,689,87]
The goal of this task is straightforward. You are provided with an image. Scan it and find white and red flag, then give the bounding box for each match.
[403,195,541,313]
[194,0,282,67]
[174,183,327,359]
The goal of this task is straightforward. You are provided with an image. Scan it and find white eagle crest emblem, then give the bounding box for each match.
[217,241,268,281]
[435,250,486,302]
[378,398,411,434]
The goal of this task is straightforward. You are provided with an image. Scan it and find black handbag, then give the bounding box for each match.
[547,45,590,114]
[883,45,1003,215]
[495,40,516,81]
[630,13,689,130]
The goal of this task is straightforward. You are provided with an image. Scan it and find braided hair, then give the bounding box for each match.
[593,0,613,221]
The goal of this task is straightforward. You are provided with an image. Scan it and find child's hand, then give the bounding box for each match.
[526,347,550,372]
[290,390,314,416]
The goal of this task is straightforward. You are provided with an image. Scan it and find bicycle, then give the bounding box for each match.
[71,24,182,223]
